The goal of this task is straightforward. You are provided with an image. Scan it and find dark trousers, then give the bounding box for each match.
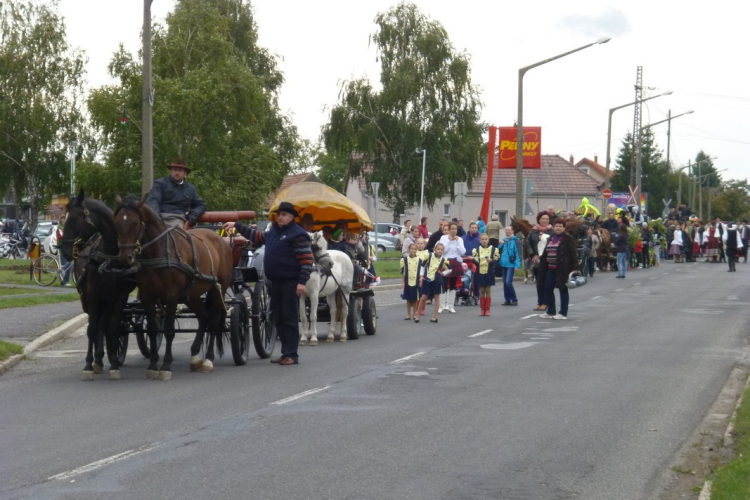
[728,253,737,271]
[544,269,568,316]
[588,256,596,277]
[743,240,748,262]
[502,266,517,302]
[684,244,693,262]
[270,279,300,361]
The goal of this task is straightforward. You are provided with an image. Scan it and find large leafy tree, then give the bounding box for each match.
[712,179,750,222]
[322,2,484,218]
[610,129,669,215]
[78,0,298,210]
[0,0,85,225]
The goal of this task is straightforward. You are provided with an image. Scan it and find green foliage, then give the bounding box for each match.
[709,383,750,499]
[322,2,484,215]
[0,339,23,361]
[610,129,667,216]
[0,0,85,224]
[79,0,299,209]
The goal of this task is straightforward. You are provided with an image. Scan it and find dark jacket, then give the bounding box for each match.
[615,232,629,253]
[525,227,554,259]
[234,221,312,285]
[146,176,206,226]
[425,230,444,252]
[462,231,481,256]
[538,232,578,290]
[601,217,619,234]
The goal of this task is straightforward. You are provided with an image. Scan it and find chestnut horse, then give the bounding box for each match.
[591,226,613,271]
[114,198,233,380]
[59,189,137,380]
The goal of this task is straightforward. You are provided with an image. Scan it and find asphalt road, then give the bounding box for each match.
[1,263,749,500]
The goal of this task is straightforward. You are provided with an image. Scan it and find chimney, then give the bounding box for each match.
[594,155,599,164]
[569,155,574,165]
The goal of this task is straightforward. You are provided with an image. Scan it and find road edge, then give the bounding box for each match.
[0,313,88,375]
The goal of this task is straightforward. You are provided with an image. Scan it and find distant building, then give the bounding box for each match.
[346,154,604,228]
[572,155,610,186]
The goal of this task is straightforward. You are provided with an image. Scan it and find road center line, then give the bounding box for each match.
[520,314,538,319]
[390,352,424,364]
[270,386,331,405]
[591,295,602,300]
[469,329,493,338]
[48,445,155,481]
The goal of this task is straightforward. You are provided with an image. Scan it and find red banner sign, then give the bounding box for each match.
[497,126,542,169]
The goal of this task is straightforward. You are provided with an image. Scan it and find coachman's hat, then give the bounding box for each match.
[272,201,299,218]
[167,160,191,174]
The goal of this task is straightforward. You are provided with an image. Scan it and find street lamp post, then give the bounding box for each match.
[638,109,693,210]
[675,164,690,206]
[604,91,672,210]
[416,149,426,221]
[69,140,78,198]
[516,37,611,217]
[371,182,380,252]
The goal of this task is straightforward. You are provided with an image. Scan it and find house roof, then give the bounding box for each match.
[575,157,611,178]
[471,155,601,195]
[265,172,321,208]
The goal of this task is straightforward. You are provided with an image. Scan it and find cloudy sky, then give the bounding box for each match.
[59,0,749,189]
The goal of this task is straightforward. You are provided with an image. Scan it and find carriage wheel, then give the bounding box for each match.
[115,329,129,366]
[229,294,250,366]
[362,295,377,336]
[346,296,362,340]
[32,254,58,286]
[252,281,276,358]
[135,312,164,359]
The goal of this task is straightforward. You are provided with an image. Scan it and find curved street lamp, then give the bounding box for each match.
[515,37,611,217]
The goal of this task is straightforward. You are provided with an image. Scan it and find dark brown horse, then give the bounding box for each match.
[59,189,137,380]
[510,216,583,282]
[114,199,233,379]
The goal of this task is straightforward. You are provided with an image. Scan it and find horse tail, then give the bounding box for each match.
[216,332,225,358]
[336,289,344,323]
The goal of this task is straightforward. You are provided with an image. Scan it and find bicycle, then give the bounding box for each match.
[32,252,77,287]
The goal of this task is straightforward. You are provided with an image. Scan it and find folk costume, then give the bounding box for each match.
[723,225,743,272]
[400,255,422,303]
[420,253,450,299]
[703,225,720,260]
[472,245,499,287]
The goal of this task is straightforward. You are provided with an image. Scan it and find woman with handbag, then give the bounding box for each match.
[537,219,578,320]
[438,222,466,313]
[526,211,555,311]
[499,226,521,307]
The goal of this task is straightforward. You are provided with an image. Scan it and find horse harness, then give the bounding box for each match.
[310,239,349,309]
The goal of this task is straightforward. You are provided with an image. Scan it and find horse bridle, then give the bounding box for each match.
[59,200,100,259]
[115,208,173,255]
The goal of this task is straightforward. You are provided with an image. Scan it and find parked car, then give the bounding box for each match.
[368,223,404,253]
[34,221,58,254]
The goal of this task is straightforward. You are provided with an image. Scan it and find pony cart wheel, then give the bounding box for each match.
[362,295,377,335]
[134,312,164,359]
[252,281,276,358]
[115,329,129,366]
[346,296,362,340]
[229,294,250,365]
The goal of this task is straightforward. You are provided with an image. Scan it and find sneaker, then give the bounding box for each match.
[553,314,567,320]
[539,313,554,319]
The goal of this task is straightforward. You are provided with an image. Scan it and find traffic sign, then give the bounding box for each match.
[602,188,612,199]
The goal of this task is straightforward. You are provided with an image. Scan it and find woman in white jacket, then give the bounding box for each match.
[438,222,466,313]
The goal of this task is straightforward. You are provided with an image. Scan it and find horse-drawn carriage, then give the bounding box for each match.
[268,180,378,344]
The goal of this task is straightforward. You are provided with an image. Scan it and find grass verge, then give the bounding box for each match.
[0,287,52,296]
[0,339,23,361]
[709,382,750,499]
[0,292,80,310]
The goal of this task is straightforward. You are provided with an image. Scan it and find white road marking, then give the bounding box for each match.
[591,295,602,300]
[480,342,536,350]
[403,371,429,377]
[529,337,551,340]
[390,352,424,364]
[520,314,538,319]
[270,386,331,405]
[469,329,493,338]
[634,282,641,286]
[542,326,578,332]
[615,288,624,292]
[523,332,551,336]
[48,445,155,481]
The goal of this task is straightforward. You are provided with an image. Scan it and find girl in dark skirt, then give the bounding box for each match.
[401,243,422,321]
[472,233,500,316]
[417,243,450,323]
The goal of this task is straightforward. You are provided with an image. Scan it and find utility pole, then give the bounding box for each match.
[631,66,643,189]
[142,0,154,195]
[665,109,671,207]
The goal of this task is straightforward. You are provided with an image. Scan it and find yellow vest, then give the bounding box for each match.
[422,253,449,280]
[400,255,421,286]
[472,245,498,275]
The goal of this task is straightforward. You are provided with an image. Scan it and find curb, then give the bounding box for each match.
[0,313,88,375]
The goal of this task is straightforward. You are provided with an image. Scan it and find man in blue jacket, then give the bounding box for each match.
[224,202,312,365]
[146,160,206,228]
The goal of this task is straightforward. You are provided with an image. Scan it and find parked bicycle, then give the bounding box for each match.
[32,252,76,287]
[0,234,26,259]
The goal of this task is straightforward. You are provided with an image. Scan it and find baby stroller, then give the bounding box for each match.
[454,256,478,306]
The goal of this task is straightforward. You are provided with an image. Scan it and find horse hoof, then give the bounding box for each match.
[299,337,307,346]
[92,363,103,374]
[198,360,213,373]
[325,336,334,343]
[339,336,347,343]
[158,370,172,380]
[189,356,203,372]
[81,371,95,381]
[109,370,123,380]
[309,338,318,346]
[145,370,159,380]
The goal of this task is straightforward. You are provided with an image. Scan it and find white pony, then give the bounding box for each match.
[299,232,354,345]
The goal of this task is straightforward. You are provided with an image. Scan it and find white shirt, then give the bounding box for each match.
[438,234,466,260]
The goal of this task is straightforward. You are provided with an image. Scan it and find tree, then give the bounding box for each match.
[610,129,667,215]
[711,179,750,222]
[78,0,299,210]
[0,0,85,225]
[322,2,484,218]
